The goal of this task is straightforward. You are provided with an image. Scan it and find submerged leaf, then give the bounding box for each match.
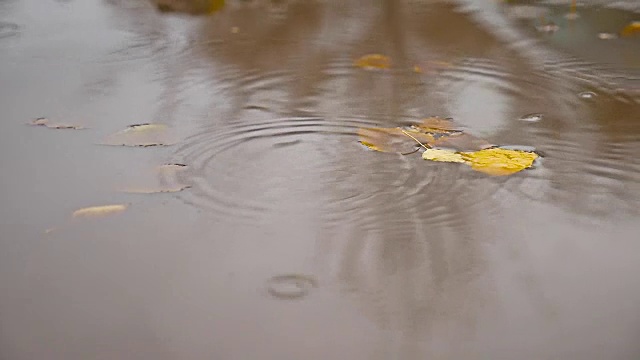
[354,54,391,70]
[429,132,494,152]
[358,126,434,153]
[72,204,128,218]
[102,123,178,147]
[29,117,84,130]
[412,117,461,133]
[155,0,225,14]
[358,117,490,153]
[422,148,466,163]
[461,148,538,176]
[120,164,191,194]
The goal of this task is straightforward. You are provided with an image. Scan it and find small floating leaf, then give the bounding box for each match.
[102,123,177,147]
[72,204,128,218]
[422,148,466,163]
[354,54,391,70]
[620,21,640,37]
[29,117,84,130]
[461,148,538,176]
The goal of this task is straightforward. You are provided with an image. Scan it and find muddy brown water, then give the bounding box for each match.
[1,0,639,359]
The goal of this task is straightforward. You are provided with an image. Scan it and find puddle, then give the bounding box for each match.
[2,0,640,359]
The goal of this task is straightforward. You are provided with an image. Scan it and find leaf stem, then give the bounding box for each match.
[401,129,431,150]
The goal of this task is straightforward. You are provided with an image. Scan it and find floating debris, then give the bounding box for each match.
[536,22,560,33]
[519,113,544,122]
[598,32,618,40]
[29,117,84,130]
[72,204,128,218]
[266,274,318,300]
[579,91,597,99]
[102,123,178,147]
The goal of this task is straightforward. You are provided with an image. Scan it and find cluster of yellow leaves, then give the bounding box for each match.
[359,117,539,176]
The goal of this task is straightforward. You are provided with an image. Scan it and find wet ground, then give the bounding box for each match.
[1,0,639,359]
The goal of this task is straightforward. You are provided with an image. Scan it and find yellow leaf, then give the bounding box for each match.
[72,204,128,218]
[620,21,640,37]
[422,148,466,163]
[461,148,538,176]
[354,54,391,70]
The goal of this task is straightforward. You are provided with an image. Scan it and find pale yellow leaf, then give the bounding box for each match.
[72,204,128,218]
[422,148,466,163]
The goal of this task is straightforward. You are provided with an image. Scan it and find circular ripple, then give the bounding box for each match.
[171,113,542,231]
[171,116,382,223]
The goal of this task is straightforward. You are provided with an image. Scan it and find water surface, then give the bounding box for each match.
[1,0,639,359]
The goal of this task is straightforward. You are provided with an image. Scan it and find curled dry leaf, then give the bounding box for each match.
[29,117,84,130]
[120,164,191,194]
[72,204,128,218]
[354,54,391,70]
[102,123,178,147]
